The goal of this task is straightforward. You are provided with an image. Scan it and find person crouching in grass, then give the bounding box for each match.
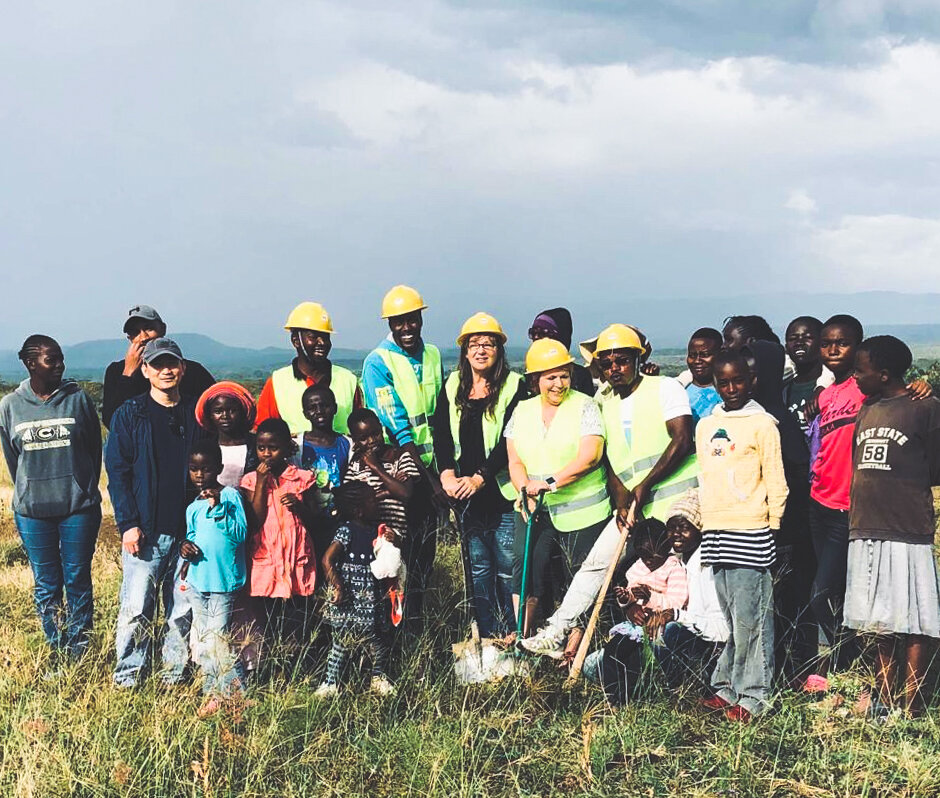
[695,350,788,722]
[845,336,940,721]
[182,440,248,717]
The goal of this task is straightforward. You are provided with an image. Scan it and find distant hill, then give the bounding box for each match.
[0,334,371,379]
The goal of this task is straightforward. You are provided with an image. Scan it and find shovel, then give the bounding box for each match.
[452,503,530,684]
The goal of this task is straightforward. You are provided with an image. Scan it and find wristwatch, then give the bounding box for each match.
[545,476,558,493]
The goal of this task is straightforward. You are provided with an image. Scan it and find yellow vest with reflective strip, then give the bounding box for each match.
[602,375,699,521]
[511,392,611,532]
[375,344,442,468]
[271,364,360,436]
[444,370,522,501]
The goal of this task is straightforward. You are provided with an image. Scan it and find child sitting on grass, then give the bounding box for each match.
[317,481,398,699]
[581,518,688,705]
[845,336,940,721]
[240,418,320,668]
[181,440,248,717]
[696,349,788,722]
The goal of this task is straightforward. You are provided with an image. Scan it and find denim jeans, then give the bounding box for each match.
[114,534,192,687]
[653,621,722,693]
[808,499,858,671]
[189,589,244,696]
[14,506,101,657]
[463,510,515,638]
[711,566,775,716]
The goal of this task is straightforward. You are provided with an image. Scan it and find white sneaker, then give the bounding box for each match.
[313,682,338,699]
[519,625,565,659]
[370,675,396,697]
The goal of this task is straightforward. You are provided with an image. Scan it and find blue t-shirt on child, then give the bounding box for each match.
[686,383,721,431]
[185,486,248,593]
[301,435,351,489]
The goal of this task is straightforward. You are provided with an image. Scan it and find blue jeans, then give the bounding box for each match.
[189,589,244,696]
[654,622,722,692]
[464,511,516,638]
[15,506,101,657]
[114,534,192,687]
[712,566,775,716]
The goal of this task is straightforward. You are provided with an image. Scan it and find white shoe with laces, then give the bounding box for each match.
[370,675,396,697]
[518,625,566,659]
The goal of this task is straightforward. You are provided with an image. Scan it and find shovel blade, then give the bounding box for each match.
[452,639,530,684]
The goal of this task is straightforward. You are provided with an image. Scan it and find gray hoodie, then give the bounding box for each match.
[0,379,102,518]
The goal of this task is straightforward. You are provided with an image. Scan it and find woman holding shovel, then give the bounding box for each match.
[505,338,612,638]
[433,313,526,638]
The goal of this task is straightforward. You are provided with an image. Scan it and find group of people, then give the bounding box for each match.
[1,292,938,724]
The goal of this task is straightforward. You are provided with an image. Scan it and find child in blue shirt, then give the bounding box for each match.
[683,328,723,432]
[181,439,248,717]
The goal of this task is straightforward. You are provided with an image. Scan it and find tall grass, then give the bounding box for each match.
[3,507,940,796]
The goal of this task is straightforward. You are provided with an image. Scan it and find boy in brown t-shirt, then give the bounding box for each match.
[846,335,940,719]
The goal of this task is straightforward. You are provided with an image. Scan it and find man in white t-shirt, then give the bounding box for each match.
[521,323,699,658]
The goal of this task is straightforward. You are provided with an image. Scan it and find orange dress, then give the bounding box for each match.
[240,465,318,599]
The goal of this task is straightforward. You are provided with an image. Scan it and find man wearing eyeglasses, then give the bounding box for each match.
[102,305,215,428]
[106,338,208,688]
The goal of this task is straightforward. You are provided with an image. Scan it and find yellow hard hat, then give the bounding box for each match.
[283,302,334,334]
[381,285,427,319]
[525,338,574,374]
[592,324,645,356]
[457,312,507,346]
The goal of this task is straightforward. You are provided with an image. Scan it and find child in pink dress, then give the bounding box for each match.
[240,418,320,669]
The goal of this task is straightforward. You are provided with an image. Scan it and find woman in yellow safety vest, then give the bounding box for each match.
[505,338,612,636]
[432,313,527,638]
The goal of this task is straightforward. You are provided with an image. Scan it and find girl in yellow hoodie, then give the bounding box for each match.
[694,350,788,722]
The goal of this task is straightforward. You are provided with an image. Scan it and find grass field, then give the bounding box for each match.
[3,465,940,796]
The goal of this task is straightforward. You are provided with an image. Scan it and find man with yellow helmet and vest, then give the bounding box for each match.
[432,312,527,637]
[362,285,446,626]
[506,337,612,637]
[521,323,698,658]
[255,302,363,435]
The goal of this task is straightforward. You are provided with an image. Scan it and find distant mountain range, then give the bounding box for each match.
[2,318,939,380]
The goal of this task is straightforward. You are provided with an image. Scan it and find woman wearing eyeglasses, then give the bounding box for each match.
[527,307,597,397]
[432,313,526,638]
[0,335,103,664]
[505,338,612,639]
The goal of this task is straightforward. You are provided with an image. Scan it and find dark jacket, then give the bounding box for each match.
[743,340,809,468]
[0,379,102,518]
[105,393,208,538]
[101,358,215,429]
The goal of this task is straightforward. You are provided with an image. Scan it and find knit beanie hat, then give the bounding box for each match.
[665,488,701,530]
[195,381,257,430]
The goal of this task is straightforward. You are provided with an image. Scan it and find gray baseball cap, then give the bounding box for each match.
[142,337,184,364]
[124,304,165,334]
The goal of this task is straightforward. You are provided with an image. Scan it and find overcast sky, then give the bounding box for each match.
[3,0,940,350]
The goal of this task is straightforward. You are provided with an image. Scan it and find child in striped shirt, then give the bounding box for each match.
[695,350,788,722]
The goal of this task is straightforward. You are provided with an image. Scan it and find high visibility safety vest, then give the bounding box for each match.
[444,370,522,501]
[510,391,612,532]
[602,375,700,521]
[375,344,442,468]
[271,364,360,436]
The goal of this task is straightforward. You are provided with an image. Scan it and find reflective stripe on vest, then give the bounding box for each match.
[511,392,611,532]
[602,375,700,521]
[445,370,522,501]
[271,364,360,436]
[375,344,442,468]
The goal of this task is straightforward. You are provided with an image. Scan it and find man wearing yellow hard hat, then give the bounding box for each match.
[255,302,363,435]
[521,323,699,658]
[362,285,445,626]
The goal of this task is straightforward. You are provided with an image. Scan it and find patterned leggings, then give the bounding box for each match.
[324,630,391,685]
